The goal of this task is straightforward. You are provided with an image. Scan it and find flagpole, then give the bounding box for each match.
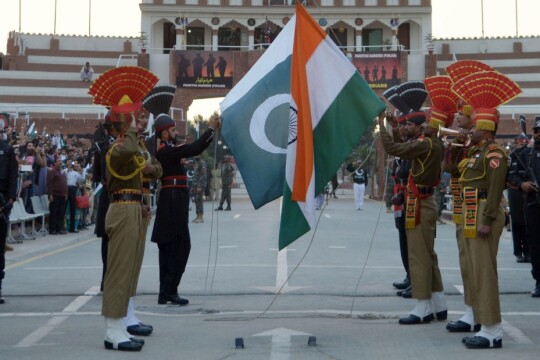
[480,0,485,38]
[515,0,519,36]
[53,0,58,36]
[89,0,92,36]
[18,0,22,32]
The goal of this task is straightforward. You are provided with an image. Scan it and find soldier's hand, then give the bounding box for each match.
[455,129,469,144]
[141,204,150,219]
[520,181,538,193]
[477,224,491,238]
[377,110,387,127]
[209,114,221,131]
[142,163,154,175]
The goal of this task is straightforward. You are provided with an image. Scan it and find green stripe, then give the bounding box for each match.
[313,73,385,193]
[279,184,310,250]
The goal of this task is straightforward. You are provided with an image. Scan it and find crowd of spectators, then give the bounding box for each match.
[6,122,97,241]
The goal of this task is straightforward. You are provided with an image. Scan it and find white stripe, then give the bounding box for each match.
[306,36,355,128]
[15,286,99,348]
[328,246,346,249]
[220,15,295,112]
[219,245,238,249]
[15,316,69,348]
[502,319,533,344]
[454,285,464,294]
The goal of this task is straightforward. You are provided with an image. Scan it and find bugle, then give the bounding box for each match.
[438,126,470,147]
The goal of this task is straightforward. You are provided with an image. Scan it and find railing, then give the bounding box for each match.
[0,104,108,124]
[116,54,138,68]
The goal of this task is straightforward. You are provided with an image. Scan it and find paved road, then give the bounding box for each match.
[1,191,538,359]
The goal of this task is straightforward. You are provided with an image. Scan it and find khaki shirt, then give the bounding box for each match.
[460,141,508,226]
[380,127,444,187]
[106,128,161,194]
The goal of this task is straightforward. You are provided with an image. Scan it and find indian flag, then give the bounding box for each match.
[279,4,385,249]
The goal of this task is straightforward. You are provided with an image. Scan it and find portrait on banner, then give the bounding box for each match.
[173,50,234,89]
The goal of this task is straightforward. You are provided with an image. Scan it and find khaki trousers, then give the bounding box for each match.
[455,223,474,306]
[406,196,444,299]
[102,203,142,318]
[463,200,504,325]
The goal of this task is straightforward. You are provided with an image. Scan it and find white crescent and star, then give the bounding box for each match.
[249,94,290,154]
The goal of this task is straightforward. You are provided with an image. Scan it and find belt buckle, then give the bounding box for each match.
[173,179,177,186]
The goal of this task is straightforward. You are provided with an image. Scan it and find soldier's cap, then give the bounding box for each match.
[405,111,426,125]
[154,114,175,132]
[515,133,529,143]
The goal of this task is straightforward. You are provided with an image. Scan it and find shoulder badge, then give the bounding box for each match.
[489,158,500,169]
[488,144,500,151]
[486,152,503,159]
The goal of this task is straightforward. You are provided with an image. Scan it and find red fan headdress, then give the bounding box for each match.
[451,71,522,132]
[88,66,159,123]
[446,60,495,117]
[424,75,460,129]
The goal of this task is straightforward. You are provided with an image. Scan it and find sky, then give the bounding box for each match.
[1,0,539,118]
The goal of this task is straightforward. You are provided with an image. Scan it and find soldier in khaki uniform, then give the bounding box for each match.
[378,81,447,325]
[89,66,160,352]
[444,60,495,334]
[451,70,521,349]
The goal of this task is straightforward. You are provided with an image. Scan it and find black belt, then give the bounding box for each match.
[478,189,488,199]
[111,193,143,203]
[161,177,188,188]
[416,186,434,195]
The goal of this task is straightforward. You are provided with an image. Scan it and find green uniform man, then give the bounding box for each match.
[451,69,521,349]
[379,110,447,325]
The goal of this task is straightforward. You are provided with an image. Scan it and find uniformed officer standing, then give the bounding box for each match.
[216,155,235,211]
[151,113,220,305]
[0,117,18,304]
[508,117,540,298]
[191,155,207,223]
[89,66,159,351]
[378,80,447,325]
[383,85,413,295]
[507,132,531,263]
[346,160,368,210]
[452,70,521,349]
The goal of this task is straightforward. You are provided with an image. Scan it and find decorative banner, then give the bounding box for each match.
[351,51,402,90]
[173,50,234,89]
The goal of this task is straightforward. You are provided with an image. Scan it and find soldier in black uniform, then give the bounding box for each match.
[507,133,530,263]
[151,113,220,305]
[508,118,540,298]
[0,118,18,304]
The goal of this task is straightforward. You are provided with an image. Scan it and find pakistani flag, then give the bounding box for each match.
[279,4,385,249]
[220,16,295,209]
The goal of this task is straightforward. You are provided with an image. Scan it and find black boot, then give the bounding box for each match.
[215,204,223,211]
[225,204,231,211]
[0,288,4,304]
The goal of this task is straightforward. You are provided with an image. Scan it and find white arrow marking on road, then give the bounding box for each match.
[15,285,99,347]
[253,327,312,360]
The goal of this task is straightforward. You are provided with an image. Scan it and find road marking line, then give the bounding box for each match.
[324,214,331,218]
[454,285,464,294]
[15,316,69,348]
[233,214,241,219]
[328,246,346,249]
[502,319,533,344]
[6,237,98,271]
[14,286,99,348]
[219,245,238,249]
